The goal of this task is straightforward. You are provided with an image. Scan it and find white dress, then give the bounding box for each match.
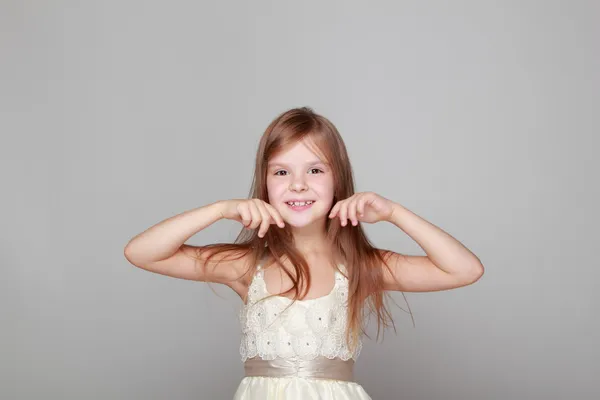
[234,264,372,400]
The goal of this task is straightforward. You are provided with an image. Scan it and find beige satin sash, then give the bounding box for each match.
[244,357,355,382]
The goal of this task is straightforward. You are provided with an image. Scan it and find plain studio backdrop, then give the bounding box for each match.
[2,1,598,399]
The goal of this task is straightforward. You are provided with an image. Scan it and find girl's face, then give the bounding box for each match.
[266,139,335,229]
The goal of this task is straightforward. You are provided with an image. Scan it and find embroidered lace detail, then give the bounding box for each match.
[239,265,362,362]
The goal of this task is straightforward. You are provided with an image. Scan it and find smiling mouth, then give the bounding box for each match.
[285,200,315,210]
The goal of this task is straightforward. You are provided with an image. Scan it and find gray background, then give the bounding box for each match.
[2,1,598,399]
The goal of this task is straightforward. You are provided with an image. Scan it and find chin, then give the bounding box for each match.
[283,214,327,229]
[285,219,314,228]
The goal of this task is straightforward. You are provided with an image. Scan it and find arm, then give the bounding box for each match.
[382,203,484,292]
[123,201,247,284]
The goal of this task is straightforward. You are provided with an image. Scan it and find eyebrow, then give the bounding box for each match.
[267,160,328,169]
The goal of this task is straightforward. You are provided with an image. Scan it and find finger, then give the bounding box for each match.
[356,196,366,218]
[254,202,272,238]
[347,196,360,226]
[265,203,285,228]
[329,201,341,218]
[238,203,252,227]
[356,193,371,215]
[247,201,262,229]
[338,200,349,226]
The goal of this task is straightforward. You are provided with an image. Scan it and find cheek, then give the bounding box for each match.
[315,180,335,205]
[266,181,285,202]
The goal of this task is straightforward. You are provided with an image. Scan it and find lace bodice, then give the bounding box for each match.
[239,264,362,362]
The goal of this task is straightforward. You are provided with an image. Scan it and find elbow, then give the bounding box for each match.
[454,258,484,286]
[466,261,485,284]
[123,244,139,266]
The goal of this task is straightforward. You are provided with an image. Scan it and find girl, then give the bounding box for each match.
[124,107,484,399]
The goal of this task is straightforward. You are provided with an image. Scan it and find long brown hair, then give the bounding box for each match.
[193,106,406,349]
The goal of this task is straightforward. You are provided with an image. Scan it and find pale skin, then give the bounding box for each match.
[124,140,484,301]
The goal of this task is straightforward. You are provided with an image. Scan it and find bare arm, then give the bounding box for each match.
[123,198,285,289]
[123,201,247,284]
[329,192,484,292]
[382,202,484,292]
[124,201,225,264]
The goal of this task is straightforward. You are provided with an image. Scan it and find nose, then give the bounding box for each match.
[289,175,308,192]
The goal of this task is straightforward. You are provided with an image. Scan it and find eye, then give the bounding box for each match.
[274,170,288,176]
[308,168,323,174]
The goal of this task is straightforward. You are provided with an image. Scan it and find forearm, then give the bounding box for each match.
[387,202,483,277]
[124,201,225,264]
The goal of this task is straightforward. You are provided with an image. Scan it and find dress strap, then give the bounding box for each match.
[245,265,265,304]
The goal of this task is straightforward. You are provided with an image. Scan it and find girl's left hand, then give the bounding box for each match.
[329,192,395,226]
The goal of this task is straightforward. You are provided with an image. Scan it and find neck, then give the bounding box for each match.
[290,221,330,255]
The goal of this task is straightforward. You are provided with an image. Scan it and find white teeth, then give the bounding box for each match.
[287,201,313,206]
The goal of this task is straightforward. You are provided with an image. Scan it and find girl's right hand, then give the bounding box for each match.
[218,199,285,238]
